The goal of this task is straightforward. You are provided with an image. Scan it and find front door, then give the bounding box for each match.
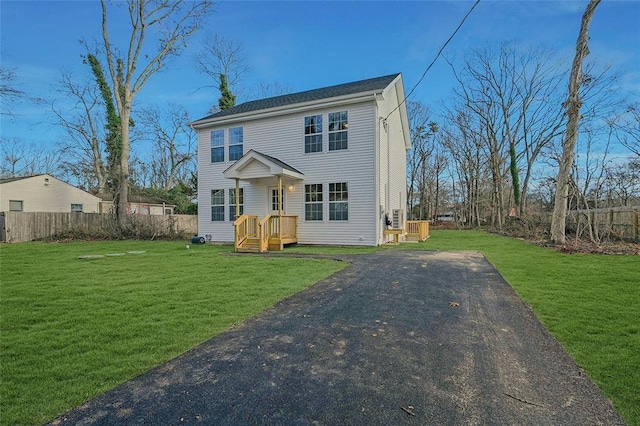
[268,186,285,215]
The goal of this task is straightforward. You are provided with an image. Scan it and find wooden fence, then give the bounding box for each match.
[566,207,639,241]
[0,211,198,243]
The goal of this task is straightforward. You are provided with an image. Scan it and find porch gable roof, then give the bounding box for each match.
[223,150,304,181]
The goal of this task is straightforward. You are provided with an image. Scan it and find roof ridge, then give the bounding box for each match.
[193,73,401,123]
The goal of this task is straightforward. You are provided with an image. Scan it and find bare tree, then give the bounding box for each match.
[135,104,196,190]
[550,0,602,244]
[571,125,612,242]
[446,44,571,226]
[0,68,25,116]
[603,159,640,207]
[52,72,109,192]
[196,33,249,111]
[440,110,489,227]
[0,138,61,177]
[97,0,213,228]
[406,102,433,219]
[612,103,640,158]
[196,33,249,91]
[251,81,293,100]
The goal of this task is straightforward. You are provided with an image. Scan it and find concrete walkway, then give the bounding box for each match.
[50,250,623,425]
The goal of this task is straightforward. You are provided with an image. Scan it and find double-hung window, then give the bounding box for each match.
[329,182,348,221]
[229,188,244,221]
[71,203,83,212]
[211,130,225,163]
[304,184,323,221]
[328,111,348,151]
[229,127,244,161]
[304,115,323,153]
[211,189,225,221]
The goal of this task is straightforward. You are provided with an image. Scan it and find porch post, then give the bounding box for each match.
[278,176,283,216]
[278,176,283,243]
[235,178,240,218]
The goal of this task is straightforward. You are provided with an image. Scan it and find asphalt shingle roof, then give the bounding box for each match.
[0,175,42,184]
[195,73,400,122]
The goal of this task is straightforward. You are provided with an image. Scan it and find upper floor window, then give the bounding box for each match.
[211,130,224,163]
[304,115,323,153]
[328,111,348,151]
[329,182,348,221]
[229,187,244,221]
[304,184,323,221]
[9,200,23,212]
[229,127,244,161]
[71,203,83,212]
[211,189,225,221]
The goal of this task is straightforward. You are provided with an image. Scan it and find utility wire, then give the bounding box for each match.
[384,0,481,122]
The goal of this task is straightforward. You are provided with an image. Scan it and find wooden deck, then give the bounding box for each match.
[235,215,429,251]
[234,214,298,252]
[384,220,430,244]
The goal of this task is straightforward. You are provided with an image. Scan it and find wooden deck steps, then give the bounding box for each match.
[237,237,261,253]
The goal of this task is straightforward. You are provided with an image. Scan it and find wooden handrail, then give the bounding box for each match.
[234,214,258,251]
[259,214,271,252]
[406,220,430,241]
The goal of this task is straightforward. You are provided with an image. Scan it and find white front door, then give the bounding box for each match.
[268,186,285,215]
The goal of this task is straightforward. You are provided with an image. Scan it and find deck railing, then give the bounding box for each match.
[276,215,298,242]
[259,214,271,252]
[233,214,258,251]
[406,220,430,241]
[234,214,298,252]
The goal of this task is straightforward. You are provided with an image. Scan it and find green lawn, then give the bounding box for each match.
[1,233,638,425]
[0,241,346,426]
[409,230,640,425]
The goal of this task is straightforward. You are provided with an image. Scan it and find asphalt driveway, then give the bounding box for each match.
[50,250,623,425]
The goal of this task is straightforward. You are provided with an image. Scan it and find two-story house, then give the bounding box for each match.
[191,73,427,251]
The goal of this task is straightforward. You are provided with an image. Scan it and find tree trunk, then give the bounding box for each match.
[117,105,131,229]
[550,0,601,243]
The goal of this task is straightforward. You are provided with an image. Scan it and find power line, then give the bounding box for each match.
[385,0,481,122]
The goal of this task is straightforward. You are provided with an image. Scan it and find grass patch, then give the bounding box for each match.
[412,230,640,425]
[2,233,637,425]
[0,241,346,426]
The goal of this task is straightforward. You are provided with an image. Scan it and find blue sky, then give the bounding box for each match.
[1,0,639,152]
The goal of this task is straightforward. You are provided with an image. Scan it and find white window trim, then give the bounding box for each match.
[228,127,244,162]
[304,183,323,222]
[9,200,23,212]
[211,189,225,221]
[301,181,350,223]
[211,129,225,163]
[228,187,244,222]
[303,111,349,155]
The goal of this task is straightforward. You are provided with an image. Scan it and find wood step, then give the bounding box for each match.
[238,237,263,252]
